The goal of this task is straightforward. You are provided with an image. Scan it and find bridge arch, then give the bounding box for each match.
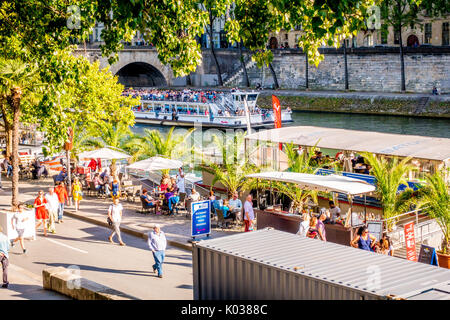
[116,62,167,87]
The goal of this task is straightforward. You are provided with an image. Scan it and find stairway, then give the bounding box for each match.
[223,58,257,87]
[414,96,429,114]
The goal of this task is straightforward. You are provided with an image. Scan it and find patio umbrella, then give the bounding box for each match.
[127,156,183,171]
[78,147,131,160]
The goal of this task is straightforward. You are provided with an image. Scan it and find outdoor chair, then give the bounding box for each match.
[88,181,98,197]
[139,197,156,214]
[185,198,193,218]
[216,208,233,229]
[161,198,170,215]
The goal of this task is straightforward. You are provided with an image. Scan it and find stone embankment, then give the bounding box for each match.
[257,90,450,118]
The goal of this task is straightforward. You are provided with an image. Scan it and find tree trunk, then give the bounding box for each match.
[209,11,223,86]
[239,40,250,87]
[8,88,21,209]
[268,62,279,89]
[305,52,309,89]
[0,104,12,157]
[343,40,349,90]
[399,29,406,92]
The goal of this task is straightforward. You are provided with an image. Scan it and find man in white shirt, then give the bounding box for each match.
[45,187,59,234]
[329,201,341,223]
[243,194,255,232]
[108,198,125,246]
[189,188,200,201]
[176,167,185,194]
[147,224,167,278]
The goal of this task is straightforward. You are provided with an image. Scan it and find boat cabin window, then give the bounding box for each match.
[247,94,258,101]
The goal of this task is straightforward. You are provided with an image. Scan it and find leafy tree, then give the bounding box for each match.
[124,126,195,174]
[200,0,233,86]
[0,58,43,208]
[416,170,450,254]
[269,142,335,212]
[199,132,260,196]
[362,152,416,230]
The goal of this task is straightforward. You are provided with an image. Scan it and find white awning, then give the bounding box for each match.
[245,126,450,161]
[127,156,182,171]
[246,171,376,195]
[78,148,131,160]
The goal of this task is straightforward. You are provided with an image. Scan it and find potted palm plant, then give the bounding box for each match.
[416,170,450,268]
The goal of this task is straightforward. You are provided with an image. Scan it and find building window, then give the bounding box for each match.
[284,33,288,40]
[380,24,388,44]
[352,36,357,48]
[424,23,432,44]
[364,34,374,46]
[443,22,449,46]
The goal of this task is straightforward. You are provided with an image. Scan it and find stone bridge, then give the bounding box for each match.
[77,47,175,87]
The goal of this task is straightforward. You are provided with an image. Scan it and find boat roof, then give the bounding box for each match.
[245,126,450,161]
[246,171,376,195]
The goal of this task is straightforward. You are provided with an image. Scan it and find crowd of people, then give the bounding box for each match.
[123,88,221,103]
[296,201,394,256]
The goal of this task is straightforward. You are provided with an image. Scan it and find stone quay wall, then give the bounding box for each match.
[195,48,450,94]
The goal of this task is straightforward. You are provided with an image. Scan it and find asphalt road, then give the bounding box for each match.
[9,216,194,300]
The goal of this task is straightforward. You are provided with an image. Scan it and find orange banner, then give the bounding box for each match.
[404,222,417,262]
[272,95,282,128]
[272,95,282,150]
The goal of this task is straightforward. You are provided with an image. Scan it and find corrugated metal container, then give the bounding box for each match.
[193,229,450,300]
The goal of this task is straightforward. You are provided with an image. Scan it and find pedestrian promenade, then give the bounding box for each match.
[0,264,67,300]
[0,178,239,250]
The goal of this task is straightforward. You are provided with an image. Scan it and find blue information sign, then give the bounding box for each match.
[191,200,211,238]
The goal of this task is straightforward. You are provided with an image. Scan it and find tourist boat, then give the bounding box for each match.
[132,90,293,129]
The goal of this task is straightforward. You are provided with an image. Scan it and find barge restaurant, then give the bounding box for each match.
[243,126,450,246]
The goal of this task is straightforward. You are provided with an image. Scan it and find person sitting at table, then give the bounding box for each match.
[170,177,179,193]
[160,175,171,192]
[54,167,67,183]
[228,191,242,221]
[141,189,160,213]
[111,177,121,200]
[188,188,200,201]
[209,190,216,201]
[168,191,180,215]
[93,173,103,194]
[222,199,236,221]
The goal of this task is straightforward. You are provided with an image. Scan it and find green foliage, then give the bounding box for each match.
[362,152,416,230]
[199,131,260,195]
[416,170,450,254]
[0,0,387,75]
[124,126,195,173]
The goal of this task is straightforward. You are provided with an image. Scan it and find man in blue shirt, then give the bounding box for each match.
[54,168,67,183]
[228,191,243,221]
[0,226,10,288]
[147,224,167,278]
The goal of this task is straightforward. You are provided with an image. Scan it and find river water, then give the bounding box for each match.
[133,111,450,139]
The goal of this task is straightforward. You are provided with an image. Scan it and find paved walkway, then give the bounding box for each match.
[0,264,67,300]
[0,177,240,250]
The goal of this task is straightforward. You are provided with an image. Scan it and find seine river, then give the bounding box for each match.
[132,111,450,139]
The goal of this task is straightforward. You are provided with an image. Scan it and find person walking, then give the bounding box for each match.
[10,204,28,253]
[111,177,120,201]
[243,194,255,232]
[34,190,48,237]
[147,224,167,278]
[72,177,83,211]
[108,198,126,246]
[0,226,10,288]
[351,226,377,251]
[55,182,68,223]
[45,187,59,234]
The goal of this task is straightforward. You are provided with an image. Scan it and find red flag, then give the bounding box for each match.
[404,222,417,262]
[272,95,282,150]
[272,95,282,128]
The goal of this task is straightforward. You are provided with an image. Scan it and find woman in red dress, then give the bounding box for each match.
[34,190,48,236]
